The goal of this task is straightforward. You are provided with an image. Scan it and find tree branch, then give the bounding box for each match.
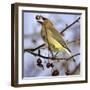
[60,17,80,34]
[25,50,80,61]
[24,43,45,52]
[66,53,80,60]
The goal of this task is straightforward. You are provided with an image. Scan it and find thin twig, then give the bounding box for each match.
[54,52,59,57]
[25,50,80,61]
[67,39,80,44]
[66,53,80,60]
[60,17,80,34]
[24,43,45,52]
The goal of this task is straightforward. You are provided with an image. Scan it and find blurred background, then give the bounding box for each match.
[23,11,81,77]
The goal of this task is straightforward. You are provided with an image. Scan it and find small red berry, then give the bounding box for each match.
[52,70,59,76]
[46,63,51,68]
[37,58,42,64]
[51,63,54,68]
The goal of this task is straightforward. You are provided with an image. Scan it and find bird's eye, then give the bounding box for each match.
[36,15,40,20]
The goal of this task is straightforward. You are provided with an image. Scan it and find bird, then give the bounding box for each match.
[36,15,75,61]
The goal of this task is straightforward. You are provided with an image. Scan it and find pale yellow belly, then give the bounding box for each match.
[47,35,64,51]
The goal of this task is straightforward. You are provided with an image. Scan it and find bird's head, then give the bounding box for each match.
[36,15,47,24]
[36,15,53,28]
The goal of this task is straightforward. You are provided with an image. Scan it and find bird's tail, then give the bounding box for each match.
[64,48,75,62]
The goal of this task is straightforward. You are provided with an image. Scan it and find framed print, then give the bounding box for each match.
[11,3,88,87]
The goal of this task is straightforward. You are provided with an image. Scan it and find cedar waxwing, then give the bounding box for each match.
[36,15,75,61]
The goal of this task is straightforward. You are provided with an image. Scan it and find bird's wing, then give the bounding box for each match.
[50,27,71,52]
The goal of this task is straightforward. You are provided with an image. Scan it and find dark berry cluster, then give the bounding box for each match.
[46,63,54,68]
[36,59,59,76]
[37,58,44,69]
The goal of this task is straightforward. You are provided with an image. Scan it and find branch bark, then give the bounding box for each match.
[25,50,80,61]
[60,17,80,34]
[24,43,45,52]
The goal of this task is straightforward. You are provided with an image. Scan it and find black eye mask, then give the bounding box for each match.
[42,17,47,20]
